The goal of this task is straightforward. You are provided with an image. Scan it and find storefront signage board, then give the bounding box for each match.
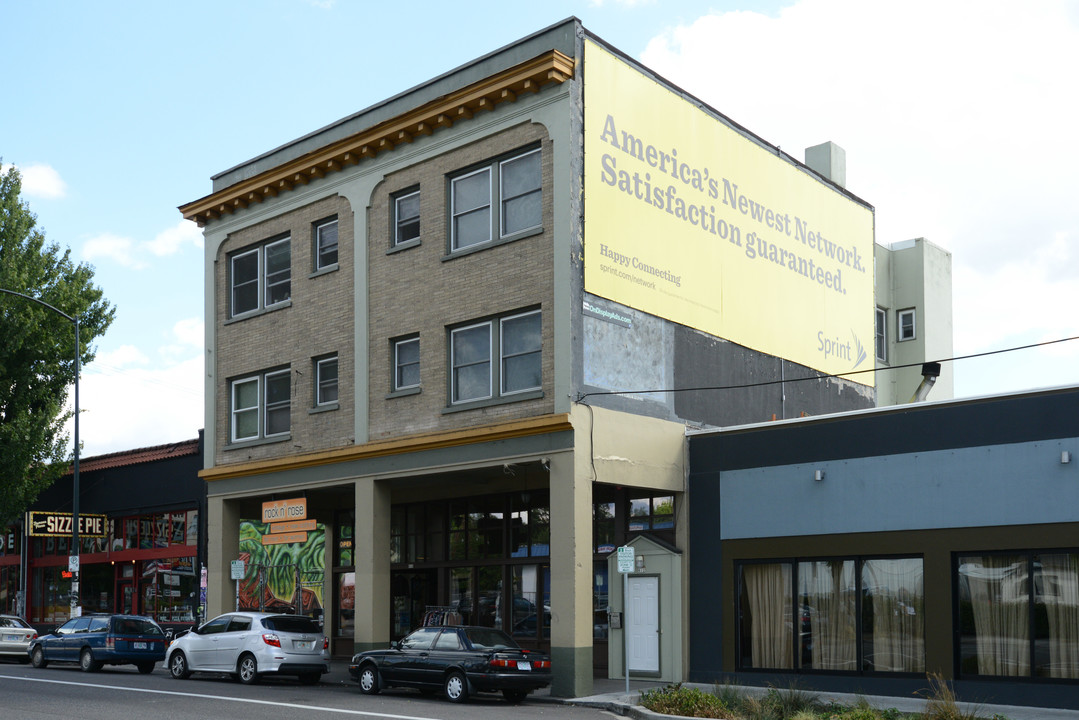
[262,531,307,546]
[268,519,317,534]
[28,511,108,538]
[262,498,307,523]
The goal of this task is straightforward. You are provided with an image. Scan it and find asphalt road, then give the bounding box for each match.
[0,660,615,720]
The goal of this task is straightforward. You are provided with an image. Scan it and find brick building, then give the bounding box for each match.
[181,19,943,695]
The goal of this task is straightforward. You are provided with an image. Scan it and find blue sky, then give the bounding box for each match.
[4,0,1078,457]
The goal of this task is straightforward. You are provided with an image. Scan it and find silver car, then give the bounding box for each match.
[0,615,36,663]
[165,612,329,685]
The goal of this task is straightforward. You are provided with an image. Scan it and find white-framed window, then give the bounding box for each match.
[450,309,541,404]
[394,190,420,246]
[450,147,541,252]
[315,218,338,270]
[230,369,291,442]
[394,337,420,391]
[230,236,291,317]
[898,308,916,342]
[316,355,338,406]
[875,307,887,362]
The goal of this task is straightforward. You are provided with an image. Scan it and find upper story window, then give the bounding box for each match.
[316,355,338,406]
[230,368,290,443]
[450,309,540,405]
[394,190,420,246]
[898,308,916,342]
[394,336,420,391]
[230,236,291,317]
[450,147,541,253]
[315,218,338,270]
[875,307,887,362]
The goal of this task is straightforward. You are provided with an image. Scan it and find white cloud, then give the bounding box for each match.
[82,233,148,270]
[2,162,67,199]
[146,219,204,257]
[639,0,1079,396]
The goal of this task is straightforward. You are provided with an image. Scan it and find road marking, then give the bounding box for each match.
[0,675,445,720]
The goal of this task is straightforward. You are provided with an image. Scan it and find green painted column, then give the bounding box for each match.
[353,478,391,653]
[548,451,593,697]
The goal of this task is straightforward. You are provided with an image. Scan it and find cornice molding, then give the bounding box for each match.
[180,50,575,227]
[200,413,573,482]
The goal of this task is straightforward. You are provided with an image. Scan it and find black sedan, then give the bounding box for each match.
[349,625,551,703]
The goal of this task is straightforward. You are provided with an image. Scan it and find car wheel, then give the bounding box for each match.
[136,662,155,675]
[80,648,102,672]
[443,670,468,703]
[357,664,380,695]
[298,672,320,686]
[31,646,48,669]
[168,651,191,679]
[237,653,260,685]
[503,689,528,703]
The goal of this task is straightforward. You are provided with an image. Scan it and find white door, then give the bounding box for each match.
[627,575,659,673]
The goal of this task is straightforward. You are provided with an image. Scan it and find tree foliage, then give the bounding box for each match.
[0,163,115,527]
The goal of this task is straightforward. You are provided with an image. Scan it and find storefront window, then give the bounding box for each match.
[171,513,186,545]
[798,560,857,671]
[30,566,71,624]
[739,562,793,669]
[336,510,354,568]
[862,558,925,672]
[125,518,138,550]
[1034,552,1079,679]
[450,567,472,624]
[80,563,113,615]
[594,563,609,640]
[476,566,501,627]
[139,558,198,624]
[337,572,355,638]
[469,497,503,560]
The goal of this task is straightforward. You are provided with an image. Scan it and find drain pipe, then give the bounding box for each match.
[910,362,942,403]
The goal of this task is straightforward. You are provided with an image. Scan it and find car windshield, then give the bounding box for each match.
[262,616,321,634]
[464,627,518,651]
[115,618,163,636]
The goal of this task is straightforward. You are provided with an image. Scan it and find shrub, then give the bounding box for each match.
[640,683,735,719]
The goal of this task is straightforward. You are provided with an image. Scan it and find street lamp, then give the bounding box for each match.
[0,288,81,613]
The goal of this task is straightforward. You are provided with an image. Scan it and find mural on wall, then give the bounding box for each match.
[238,520,326,614]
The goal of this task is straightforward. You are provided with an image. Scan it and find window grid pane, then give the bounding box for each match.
[317,357,338,405]
[317,220,338,269]
[452,323,492,403]
[232,377,259,441]
[264,371,291,436]
[500,311,541,394]
[500,150,541,236]
[231,251,259,316]
[395,338,420,390]
[452,169,491,250]
[395,192,420,245]
[265,239,291,306]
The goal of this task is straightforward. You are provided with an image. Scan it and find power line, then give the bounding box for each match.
[576,334,1079,401]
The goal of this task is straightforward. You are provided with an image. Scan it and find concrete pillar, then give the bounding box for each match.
[548,451,593,697]
[206,495,240,619]
[353,478,391,653]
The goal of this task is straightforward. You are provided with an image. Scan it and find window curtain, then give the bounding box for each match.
[800,560,856,670]
[863,558,925,672]
[962,555,1029,676]
[743,563,792,669]
[1039,553,1079,679]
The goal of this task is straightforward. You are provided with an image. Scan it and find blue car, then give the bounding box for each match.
[29,614,166,673]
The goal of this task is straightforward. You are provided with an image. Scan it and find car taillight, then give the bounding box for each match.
[490,657,517,668]
[533,659,551,669]
[106,636,115,650]
[28,632,37,641]
[262,633,281,648]
[323,637,329,650]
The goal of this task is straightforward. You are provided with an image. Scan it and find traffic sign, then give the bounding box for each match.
[617,546,635,573]
[230,559,246,580]
[68,555,80,573]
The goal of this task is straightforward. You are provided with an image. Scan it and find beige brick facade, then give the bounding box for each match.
[213,194,355,464]
[367,122,556,440]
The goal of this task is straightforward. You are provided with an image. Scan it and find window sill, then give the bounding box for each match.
[387,239,421,255]
[225,300,292,325]
[309,264,339,279]
[309,403,339,415]
[386,387,421,400]
[442,225,543,262]
[442,389,543,415]
[225,433,291,451]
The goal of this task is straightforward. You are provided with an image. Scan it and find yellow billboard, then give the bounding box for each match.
[583,40,875,383]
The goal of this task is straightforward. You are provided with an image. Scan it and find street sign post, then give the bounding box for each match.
[231,559,245,611]
[616,546,635,695]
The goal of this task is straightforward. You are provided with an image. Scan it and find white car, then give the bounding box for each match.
[165,612,329,685]
[0,615,37,663]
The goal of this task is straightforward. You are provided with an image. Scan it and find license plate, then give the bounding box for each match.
[517,661,531,671]
[133,642,147,650]
[294,640,313,650]
[2,634,17,642]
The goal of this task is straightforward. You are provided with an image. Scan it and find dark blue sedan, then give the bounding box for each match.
[29,614,166,673]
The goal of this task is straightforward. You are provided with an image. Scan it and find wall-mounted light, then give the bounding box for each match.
[814,469,825,482]
[635,554,646,572]
[1063,451,1072,465]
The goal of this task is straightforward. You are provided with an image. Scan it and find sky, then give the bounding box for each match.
[3,0,1078,458]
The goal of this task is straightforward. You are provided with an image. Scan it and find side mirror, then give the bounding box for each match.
[390,640,400,650]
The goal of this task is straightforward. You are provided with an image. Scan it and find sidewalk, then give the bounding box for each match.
[323,661,1079,720]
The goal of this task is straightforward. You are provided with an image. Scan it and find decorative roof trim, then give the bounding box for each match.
[180,50,575,227]
[200,413,573,482]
